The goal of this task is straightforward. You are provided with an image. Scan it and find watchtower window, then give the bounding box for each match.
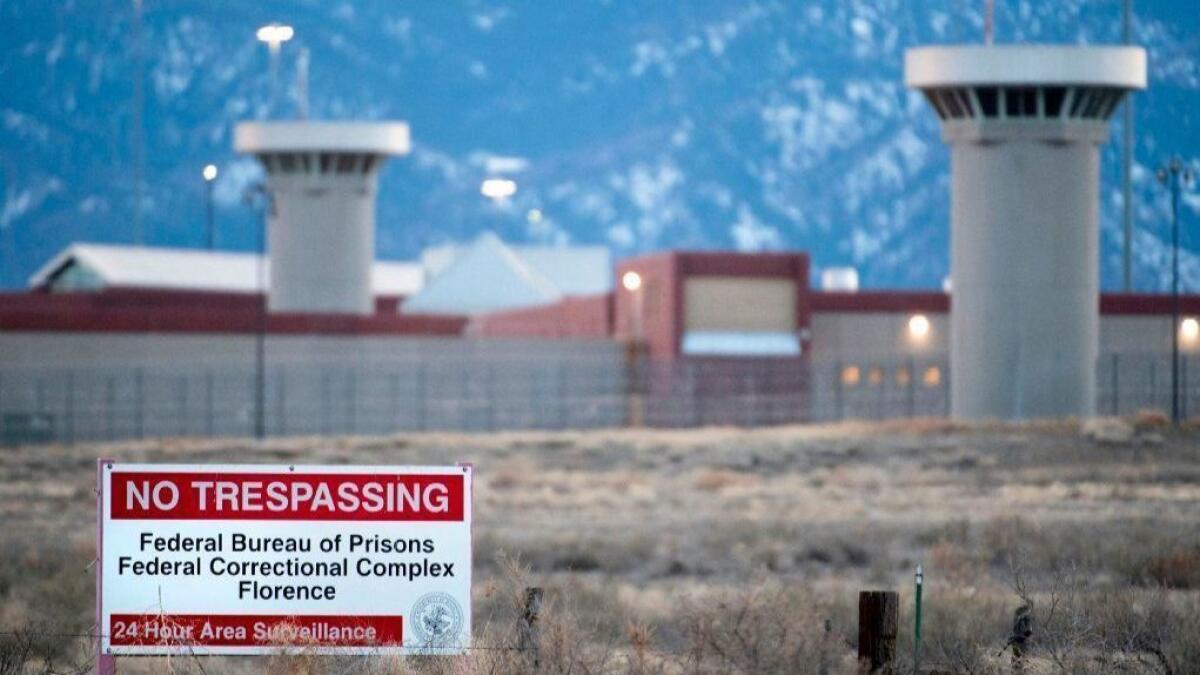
[1043,87,1066,117]
[940,90,965,118]
[976,87,998,118]
[1069,89,1090,117]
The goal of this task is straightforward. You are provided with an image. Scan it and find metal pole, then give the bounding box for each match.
[254,189,269,439]
[204,370,214,437]
[205,178,215,250]
[296,47,310,120]
[1122,0,1134,291]
[268,41,281,118]
[1171,167,1181,424]
[913,565,923,674]
[1112,353,1120,416]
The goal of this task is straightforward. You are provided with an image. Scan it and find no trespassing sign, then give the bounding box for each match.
[97,463,472,656]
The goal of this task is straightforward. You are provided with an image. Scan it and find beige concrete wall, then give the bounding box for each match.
[809,312,949,359]
[809,312,1193,361]
[0,333,619,369]
[683,277,795,332]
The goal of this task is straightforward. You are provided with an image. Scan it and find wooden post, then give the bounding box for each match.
[858,590,898,672]
[519,587,543,670]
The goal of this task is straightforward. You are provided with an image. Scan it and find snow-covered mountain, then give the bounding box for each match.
[1,0,1198,291]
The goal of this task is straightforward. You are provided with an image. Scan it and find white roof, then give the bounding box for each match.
[403,233,612,316]
[420,237,612,295]
[234,121,412,155]
[905,45,1146,90]
[29,243,424,296]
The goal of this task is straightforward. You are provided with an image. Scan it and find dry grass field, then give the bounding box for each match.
[2,417,1199,673]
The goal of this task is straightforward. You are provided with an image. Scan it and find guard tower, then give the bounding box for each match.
[905,46,1145,419]
[235,122,411,314]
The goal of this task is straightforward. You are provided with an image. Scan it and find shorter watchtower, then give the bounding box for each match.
[235,122,411,315]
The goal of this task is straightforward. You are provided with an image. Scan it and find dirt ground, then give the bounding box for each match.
[2,418,1199,673]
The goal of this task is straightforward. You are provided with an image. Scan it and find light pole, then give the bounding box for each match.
[202,164,218,250]
[1122,0,1135,291]
[622,271,645,427]
[256,23,294,118]
[1157,157,1194,424]
[243,182,272,439]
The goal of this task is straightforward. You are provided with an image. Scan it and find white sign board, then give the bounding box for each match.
[98,463,472,656]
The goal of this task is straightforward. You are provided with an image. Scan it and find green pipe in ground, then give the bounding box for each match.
[914,565,923,673]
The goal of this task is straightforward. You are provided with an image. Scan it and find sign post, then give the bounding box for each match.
[96,462,472,658]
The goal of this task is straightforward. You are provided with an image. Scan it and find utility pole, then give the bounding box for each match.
[1157,158,1193,424]
[1122,0,1135,291]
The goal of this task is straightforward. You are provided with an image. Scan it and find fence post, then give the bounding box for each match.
[416,363,427,432]
[557,362,568,429]
[1148,360,1157,412]
[1183,355,1190,421]
[276,369,286,436]
[65,371,76,444]
[204,371,214,438]
[177,375,188,437]
[942,363,951,416]
[389,371,400,435]
[858,590,898,672]
[834,361,844,421]
[320,370,331,435]
[487,364,496,431]
[519,587,543,670]
[134,369,144,440]
[105,376,116,440]
[1111,353,1120,416]
[906,357,916,418]
[346,368,357,435]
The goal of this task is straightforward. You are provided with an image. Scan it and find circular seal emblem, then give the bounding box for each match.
[410,592,464,647]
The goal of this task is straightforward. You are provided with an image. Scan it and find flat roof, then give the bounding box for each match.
[905,45,1147,90]
[234,122,412,155]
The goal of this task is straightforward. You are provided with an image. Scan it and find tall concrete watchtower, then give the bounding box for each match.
[235,122,411,315]
[905,46,1145,419]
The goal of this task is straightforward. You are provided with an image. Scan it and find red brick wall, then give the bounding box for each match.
[0,289,466,336]
[469,293,614,338]
[615,251,810,360]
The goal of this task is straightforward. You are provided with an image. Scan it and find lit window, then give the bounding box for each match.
[922,366,941,388]
[895,368,911,386]
[1181,317,1199,343]
[868,366,884,386]
[841,366,861,387]
[908,314,931,340]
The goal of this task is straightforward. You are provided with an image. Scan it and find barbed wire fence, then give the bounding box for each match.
[0,352,1194,446]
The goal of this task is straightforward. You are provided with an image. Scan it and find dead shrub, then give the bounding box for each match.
[692,468,757,492]
[676,584,857,674]
[929,541,983,587]
[1130,409,1170,432]
[1147,548,1200,589]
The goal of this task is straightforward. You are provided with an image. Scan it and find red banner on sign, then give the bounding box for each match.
[108,614,403,647]
[110,472,464,521]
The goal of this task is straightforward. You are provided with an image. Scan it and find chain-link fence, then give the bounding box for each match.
[1,351,1195,445]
